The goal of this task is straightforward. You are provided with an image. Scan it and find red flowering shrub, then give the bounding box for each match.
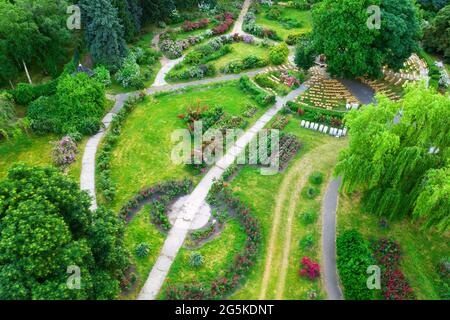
[182,19,210,32]
[212,12,234,35]
[299,257,320,280]
[372,239,415,300]
[165,180,262,300]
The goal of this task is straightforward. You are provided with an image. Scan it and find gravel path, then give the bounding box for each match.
[321,177,344,300]
[231,0,252,35]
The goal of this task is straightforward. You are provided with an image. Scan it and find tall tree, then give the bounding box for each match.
[310,0,420,78]
[423,4,450,63]
[0,0,73,85]
[112,0,136,42]
[140,0,176,24]
[0,165,129,299]
[335,83,449,232]
[80,0,128,70]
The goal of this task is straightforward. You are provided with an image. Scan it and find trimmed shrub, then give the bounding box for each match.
[309,172,324,185]
[300,209,318,225]
[269,43,289,65]
[337,230,376,300]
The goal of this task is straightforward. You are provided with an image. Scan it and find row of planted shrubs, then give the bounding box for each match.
[165,179,262,299]
[166,34,270,82]
[285,101,345,128]
[337,230,415,300]
[238,75,276,107]
[97,94,145,203]
[118,179,193,222]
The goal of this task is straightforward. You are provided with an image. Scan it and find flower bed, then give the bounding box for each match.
[182,18,210,32]
[286,101,345,128]
[212,12,235,35]
[165,180,262,299]
[371,239,415,300]
[118,179,193,222]
[97,94,145,203]
[271,115,290,130]
[243,11,281,41]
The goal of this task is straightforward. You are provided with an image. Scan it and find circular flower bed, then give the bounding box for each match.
[165,179,262,300]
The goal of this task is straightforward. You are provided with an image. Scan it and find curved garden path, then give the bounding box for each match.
[137,85,308,300]
[79,0,347,301]
[259,140,344,300]
[321,177,344,300]
[152,0,252,87]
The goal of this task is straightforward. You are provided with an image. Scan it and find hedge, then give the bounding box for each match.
[238,76,276,106]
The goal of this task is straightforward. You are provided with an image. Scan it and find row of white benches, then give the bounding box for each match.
[300,120,348,137]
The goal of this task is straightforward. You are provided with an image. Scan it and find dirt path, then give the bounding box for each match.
[259,141,340,300]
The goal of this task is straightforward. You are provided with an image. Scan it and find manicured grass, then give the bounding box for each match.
[120,207,165,300]
[107,81,265,211]
[159,219,247,299]
[255,7,312,41]
[0,134,54,179]
[229,120,348,300]
[0,133,86,183]
[212,42,269,70]
[337,193,449,300]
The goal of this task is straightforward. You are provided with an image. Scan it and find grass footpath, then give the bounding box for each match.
[337,193,449,300]
[229,121,348,300]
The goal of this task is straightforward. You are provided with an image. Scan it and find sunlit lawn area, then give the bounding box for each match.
[121,208,166,300]
[212,42,270,70]
[228,122,347,300]
[337,193,449,300]
[107,81,267,211]
[256,7,312,41]
[0,133,86,183]
[158,219,247,299]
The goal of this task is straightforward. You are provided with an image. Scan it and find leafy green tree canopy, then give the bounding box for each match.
[335,83,449,232]
[0,165,129,300]
[310,0,420,78]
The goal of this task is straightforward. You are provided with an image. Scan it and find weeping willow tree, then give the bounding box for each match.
[335,83,449,232]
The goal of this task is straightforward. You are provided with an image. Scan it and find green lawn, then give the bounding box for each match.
[159,219,247,299]
[337,193,449,300]
[228,121,348,300]
[107,81,266,211]
[256,7,312,41]
[212,42,270,70]
[0,133,86,183]
[121,207,166,300]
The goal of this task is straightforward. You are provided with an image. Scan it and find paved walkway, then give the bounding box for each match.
[231,0,252,35]
[321,177,344,300]
[138,84,308,300]
[80,94,128,210]
[340,79,376,105]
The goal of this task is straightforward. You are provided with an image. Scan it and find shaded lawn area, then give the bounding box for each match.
[337,193,450,300]
[120,207,165,300]
[0,133,86,183]
[107,81,265,211]
[158,219,247,299]
[229,122,348,300]
[256,7,312,41]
